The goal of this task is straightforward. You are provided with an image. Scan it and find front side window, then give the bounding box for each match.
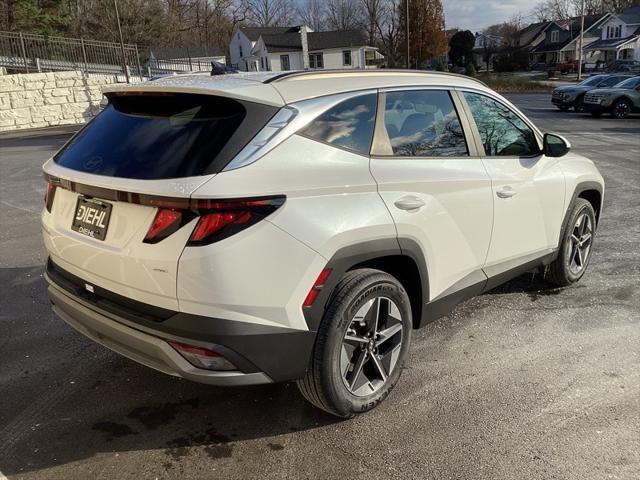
[343,50,352,66]
[463,92,539,157]
[382,90,468,157]
[280,54,290,71]
[299,93,377,155]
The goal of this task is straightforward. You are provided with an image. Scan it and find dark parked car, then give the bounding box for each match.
[583,75,640,118]
[551,74,633,112]
[606,59,640,72]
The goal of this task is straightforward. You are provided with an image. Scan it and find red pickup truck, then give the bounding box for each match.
[556,61,582,74]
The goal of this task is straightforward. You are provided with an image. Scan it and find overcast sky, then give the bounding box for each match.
[443,0,535,32]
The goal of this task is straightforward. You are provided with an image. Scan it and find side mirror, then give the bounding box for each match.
[544,133,571,157]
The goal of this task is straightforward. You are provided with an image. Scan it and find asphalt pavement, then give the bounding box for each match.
[0,94,638,480]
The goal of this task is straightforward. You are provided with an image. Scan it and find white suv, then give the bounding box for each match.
[42,70,604,417]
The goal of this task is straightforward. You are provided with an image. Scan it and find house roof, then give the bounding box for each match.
[516,21,551,47]
[529,14,609,53]
[149,46,224,60]
[259,30,368,53]
[239,27,300,42]
[617,5,640,24]
[584,30,640,50]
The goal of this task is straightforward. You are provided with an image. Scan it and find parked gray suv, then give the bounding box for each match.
[551,74,632,112]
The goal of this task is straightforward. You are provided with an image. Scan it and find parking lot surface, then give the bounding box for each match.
[0,94,638,480]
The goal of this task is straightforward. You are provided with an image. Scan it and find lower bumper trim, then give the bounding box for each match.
[49,284,273,386]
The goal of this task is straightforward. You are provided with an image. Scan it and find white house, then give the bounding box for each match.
[584,6,640,62]
[230,25,383,72]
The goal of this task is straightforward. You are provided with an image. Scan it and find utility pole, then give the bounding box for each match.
[577,0,585,81]
[406,0,410,69]
[114,0,130,83]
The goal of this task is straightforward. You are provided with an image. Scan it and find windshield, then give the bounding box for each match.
[614,77,640,89]
[579,75,606,86]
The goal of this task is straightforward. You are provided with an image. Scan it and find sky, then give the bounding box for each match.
[443,0,535,32]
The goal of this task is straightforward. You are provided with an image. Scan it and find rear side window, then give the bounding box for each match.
[54,93,276,179]
[383,90,468,157]
[299,93,377,155]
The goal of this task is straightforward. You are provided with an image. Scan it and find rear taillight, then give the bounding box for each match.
[44,183,57,213]
[143,209,184,244]
[186,197,284,246]
[169,341,237,371]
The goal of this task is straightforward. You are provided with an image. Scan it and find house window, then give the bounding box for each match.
[260,57,264,70]
[550,30,559,43]
[239,45,243,57]
[280,54,290,71]
[309,53,324,69]
[614,25,622,38]
[342,50,352,66]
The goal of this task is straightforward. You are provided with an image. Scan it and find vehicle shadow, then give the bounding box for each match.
[0,266,574,476]
[0,266,341,476]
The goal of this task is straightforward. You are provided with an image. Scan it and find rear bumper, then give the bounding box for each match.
[45,259,316,384]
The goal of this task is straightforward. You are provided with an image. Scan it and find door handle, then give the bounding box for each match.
[496,186,517,199]
[394,196,425,211]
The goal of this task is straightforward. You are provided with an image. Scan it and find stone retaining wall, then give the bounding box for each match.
[0,71,117,132]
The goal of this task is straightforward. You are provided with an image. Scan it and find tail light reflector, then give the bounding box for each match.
[44,183,57,212]
[169,341,237,371]
[303,268,332,308]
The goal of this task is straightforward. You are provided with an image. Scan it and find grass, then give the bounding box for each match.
[475,73,554,93]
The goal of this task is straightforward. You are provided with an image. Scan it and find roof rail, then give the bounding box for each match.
[263,69,488,88]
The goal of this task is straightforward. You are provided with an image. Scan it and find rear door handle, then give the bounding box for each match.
[496,186,517,199]
[394,196,425,211]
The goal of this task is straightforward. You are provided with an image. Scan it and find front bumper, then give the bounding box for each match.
[45,259,316,385]
[552,96,574,107]
[584,103,609,113]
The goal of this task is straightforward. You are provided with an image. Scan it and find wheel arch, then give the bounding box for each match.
[558,181,603,248]
[303,238,429,331]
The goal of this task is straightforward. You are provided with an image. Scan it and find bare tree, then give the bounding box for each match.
[243,0,294,27]
[296,0,326,30]
[325,0,364,30]
[361,0,384,45]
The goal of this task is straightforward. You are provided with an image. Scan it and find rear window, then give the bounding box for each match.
[54,93,276,179]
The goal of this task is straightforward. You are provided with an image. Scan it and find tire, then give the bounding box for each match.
[557,105,570,112]
[545,198,596,286]
[297,269,412,417]
[574,96,586,113]
[611,98,632,119]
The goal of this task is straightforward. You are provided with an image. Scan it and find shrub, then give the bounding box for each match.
[466,63,477,77]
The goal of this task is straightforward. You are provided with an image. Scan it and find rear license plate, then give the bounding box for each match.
[71,197,112,241]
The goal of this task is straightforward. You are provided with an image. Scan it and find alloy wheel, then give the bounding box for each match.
[340,296,404,397]
[613,101,630,119]
[568,211,593,275]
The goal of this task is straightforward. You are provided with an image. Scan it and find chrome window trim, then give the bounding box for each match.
[223,89,378,171]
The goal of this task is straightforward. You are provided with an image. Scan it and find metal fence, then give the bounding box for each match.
[0,31,144,82]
